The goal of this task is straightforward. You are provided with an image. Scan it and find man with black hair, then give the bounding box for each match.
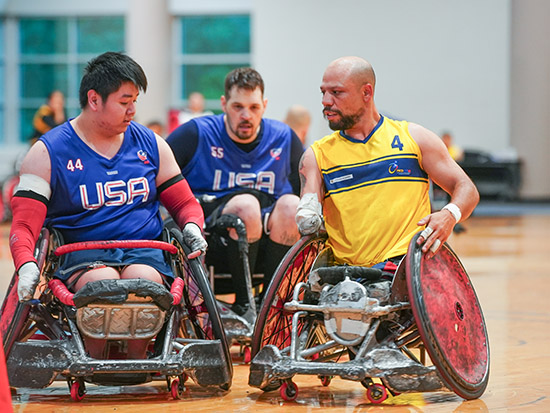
[10,51,206,358]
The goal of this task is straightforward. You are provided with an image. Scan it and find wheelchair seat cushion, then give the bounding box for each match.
[72,278,173,311]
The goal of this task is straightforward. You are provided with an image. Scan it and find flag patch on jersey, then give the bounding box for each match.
[137,150,149,164]
[270,148,282,160]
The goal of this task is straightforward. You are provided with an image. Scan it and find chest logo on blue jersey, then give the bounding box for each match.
[213,169,275,194]
[388,161,411,176]
[270,148,282,160]
[79,178,150,210]
[137,150,149,164]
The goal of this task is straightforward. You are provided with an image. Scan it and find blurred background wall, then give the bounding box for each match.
[0,0,548,199]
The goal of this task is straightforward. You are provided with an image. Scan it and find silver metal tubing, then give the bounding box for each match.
[66,316,88,358]
[292,282,308,301]
[355,319,381,359]
[290,311,308,360]
[299,339,338,359]
[161,311,176,359]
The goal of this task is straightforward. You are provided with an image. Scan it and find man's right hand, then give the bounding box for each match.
[17,261,41,302]
[295,193,323,235]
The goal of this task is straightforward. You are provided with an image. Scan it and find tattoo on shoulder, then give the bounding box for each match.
[299,172,307,190]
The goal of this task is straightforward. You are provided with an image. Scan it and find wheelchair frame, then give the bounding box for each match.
[0,225,233,401]
[249,231,489,403]
[204,214,258,362]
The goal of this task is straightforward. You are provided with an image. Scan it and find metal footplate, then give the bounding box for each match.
[7,338,231,389]
[249,344,448,394]
[216,300,255,344]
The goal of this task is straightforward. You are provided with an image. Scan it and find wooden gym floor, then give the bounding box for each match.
[1,212,549,412]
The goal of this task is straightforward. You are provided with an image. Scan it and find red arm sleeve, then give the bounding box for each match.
[159,176,204,230]
[9,194,48,271]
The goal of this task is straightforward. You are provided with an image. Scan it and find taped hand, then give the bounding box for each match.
[182,223,208,259]
[295,193,323,235]
[17,261,40,302]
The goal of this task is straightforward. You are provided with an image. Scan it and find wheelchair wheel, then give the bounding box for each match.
[1,228,51,356]
[406,231,490,400]
[251,233,327,357]
[169,228,233,389]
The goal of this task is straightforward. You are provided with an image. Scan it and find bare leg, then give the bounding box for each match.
[121,265,163,358]
[68,267,120,359]
[267,194,300,246]
[69,265,163,359]
[222,193,263,242]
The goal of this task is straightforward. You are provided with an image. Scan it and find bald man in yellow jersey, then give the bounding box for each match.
[296,56,479,268]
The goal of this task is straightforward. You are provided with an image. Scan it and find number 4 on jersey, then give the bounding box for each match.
[391,135,404,151]
[67,159,84,172]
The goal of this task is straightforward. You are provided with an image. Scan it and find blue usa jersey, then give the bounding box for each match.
[41,121,164,244]
[181,114,294,199]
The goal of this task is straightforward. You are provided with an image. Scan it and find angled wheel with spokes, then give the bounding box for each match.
[251,233,327,358]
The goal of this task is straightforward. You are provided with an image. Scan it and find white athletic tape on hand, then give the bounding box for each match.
[430,239,441,254]
[295,193,323,235]
[18,261,41,301]
[442,203,462,223]
[182,223,207,257]
[420,226,433,240]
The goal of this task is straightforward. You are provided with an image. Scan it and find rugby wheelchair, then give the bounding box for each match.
[0,225,232,401]
[249,231,489,403]
[203,213,258,363]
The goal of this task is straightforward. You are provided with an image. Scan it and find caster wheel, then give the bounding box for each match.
[320,375,332,386]
[70,380,85,402]
[366,383,388,404]
[243,346,252,364]
[170,378,185,400]
[280,381,298,401]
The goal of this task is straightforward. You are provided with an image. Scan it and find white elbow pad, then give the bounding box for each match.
[16,174,52,200]
[295,193,323,235]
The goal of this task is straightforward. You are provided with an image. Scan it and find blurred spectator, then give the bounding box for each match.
[284,104,311,146]
[180,92,213,123]
[30,90,66,144]
[168,92,214,134]
[441,131,464,162]
[146,120,165,137]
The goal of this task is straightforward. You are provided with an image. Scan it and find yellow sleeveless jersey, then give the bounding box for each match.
[311,115,431,267]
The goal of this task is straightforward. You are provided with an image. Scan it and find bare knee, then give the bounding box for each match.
[222,194,262,241]
[268,194,300,245]
[120,264,163,284]
[69,266,120,292]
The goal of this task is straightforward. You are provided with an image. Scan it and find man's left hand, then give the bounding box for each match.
[182,223,208,259]
[416,209,457,258]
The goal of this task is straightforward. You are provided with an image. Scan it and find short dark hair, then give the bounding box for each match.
[224,67,264,99]
[79,51,148,108]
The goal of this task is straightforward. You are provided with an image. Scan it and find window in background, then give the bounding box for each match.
[177,14,250,113]
[18,16,124,142]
